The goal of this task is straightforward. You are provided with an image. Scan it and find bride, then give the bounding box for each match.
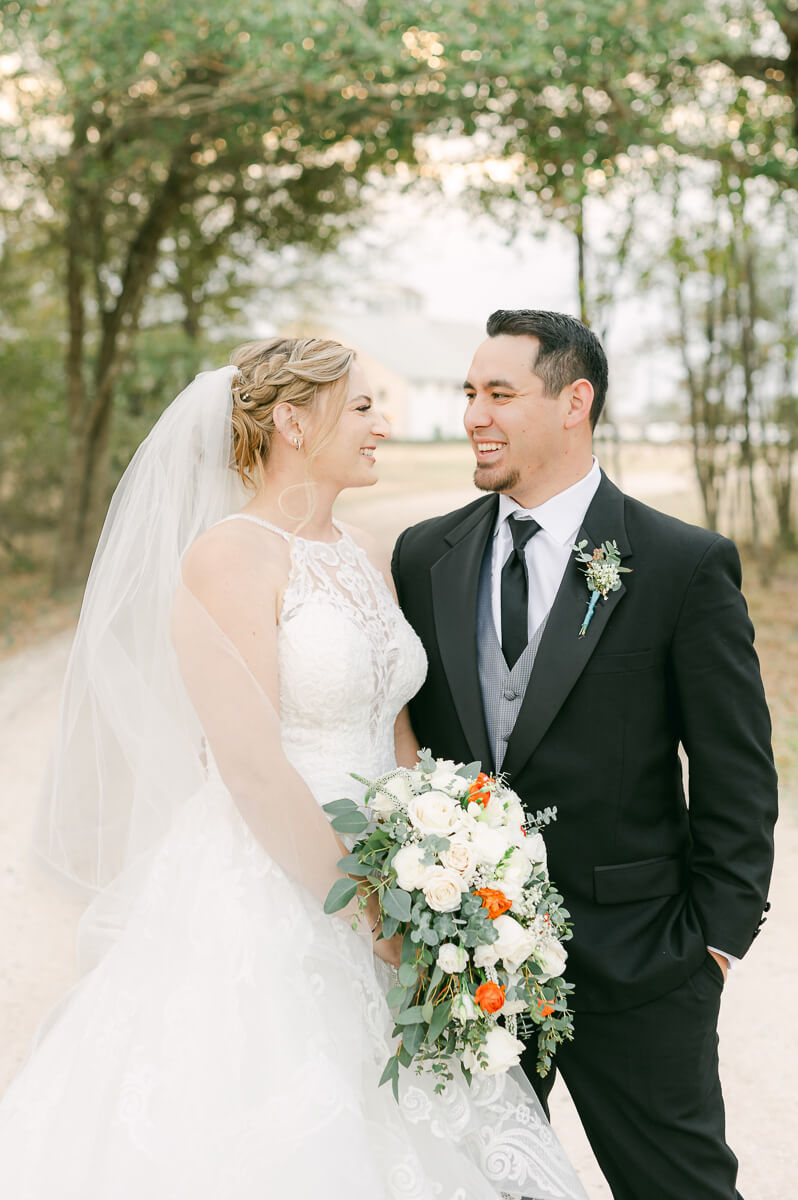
[0,336,587,1199]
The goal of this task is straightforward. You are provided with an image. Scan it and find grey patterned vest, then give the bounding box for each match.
[477,540,548,773]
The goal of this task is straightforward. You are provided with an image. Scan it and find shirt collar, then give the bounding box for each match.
[495,457,602,546]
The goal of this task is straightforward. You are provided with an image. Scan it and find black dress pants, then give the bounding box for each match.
[526,955,742,1200]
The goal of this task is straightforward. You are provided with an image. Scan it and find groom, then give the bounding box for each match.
[391,310,778,1199]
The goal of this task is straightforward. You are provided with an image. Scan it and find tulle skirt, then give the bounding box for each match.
[0,782,584,1199]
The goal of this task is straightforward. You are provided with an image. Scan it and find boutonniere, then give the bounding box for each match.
[571,539,632,637]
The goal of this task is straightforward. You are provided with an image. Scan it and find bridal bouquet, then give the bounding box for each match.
[323,751,574,1098]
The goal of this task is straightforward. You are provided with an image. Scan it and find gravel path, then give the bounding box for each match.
[1,630,795,1196]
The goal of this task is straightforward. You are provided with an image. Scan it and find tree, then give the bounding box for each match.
[656,165,797,564]
[2,0,795,586]
[2,0,451,584]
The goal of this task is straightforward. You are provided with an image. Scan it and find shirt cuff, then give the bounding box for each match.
[707,946,740,971]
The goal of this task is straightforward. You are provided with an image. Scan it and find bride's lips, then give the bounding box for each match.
[359,446,376,463]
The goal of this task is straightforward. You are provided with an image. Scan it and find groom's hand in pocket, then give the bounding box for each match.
[708,949,729,984]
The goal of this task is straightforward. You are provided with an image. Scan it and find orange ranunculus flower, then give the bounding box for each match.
[475,887,512,919]
[475,981,506,1014]
[468,771,494,806]
[537,998,555,1018]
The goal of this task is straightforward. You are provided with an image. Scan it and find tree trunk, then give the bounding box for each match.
[52,149,193,589]
[575,198,588,326]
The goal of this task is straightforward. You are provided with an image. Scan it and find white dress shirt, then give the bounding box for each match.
[489,457,735,974]
[490,457,601,643]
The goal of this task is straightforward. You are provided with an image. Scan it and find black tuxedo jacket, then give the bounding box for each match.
[391,473,778,1012]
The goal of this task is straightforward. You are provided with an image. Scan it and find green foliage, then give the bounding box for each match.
[0,0,795,581]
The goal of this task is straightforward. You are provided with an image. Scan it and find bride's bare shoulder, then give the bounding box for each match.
[181,518,289,600]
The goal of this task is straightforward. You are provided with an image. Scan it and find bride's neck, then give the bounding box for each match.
[242,469,339,542]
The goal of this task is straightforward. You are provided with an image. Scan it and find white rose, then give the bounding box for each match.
[492,914,537,972]
[536,936,568,982]
[464,1025,525,1076]
[407,790,457,836]
[440,836,478,881]
[371,789,396,817]
[393,844,432,892]
[422,867,464,913]
[429,760,466,792]
[376,772,414,813]
[452,809,479,837]
[473,942,500,968]
[481,792,507,827]
[469,824,511,868]
[502,997,528,1016]
[436,942,468,974]
[495,848,533,901]
[451,993,479,1023]
[517,830,547,868]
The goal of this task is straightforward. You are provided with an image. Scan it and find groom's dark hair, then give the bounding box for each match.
[486,309,608,429]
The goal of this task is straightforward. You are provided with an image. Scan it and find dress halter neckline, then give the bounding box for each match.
[222,512,345,545]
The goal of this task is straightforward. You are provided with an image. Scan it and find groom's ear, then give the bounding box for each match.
[563,379,594,430]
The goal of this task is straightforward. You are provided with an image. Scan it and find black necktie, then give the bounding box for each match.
[500,515,541,669]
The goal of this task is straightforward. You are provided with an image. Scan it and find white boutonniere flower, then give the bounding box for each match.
[571,539,631,637]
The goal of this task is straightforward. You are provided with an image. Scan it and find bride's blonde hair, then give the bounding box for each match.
[229,336,356,485]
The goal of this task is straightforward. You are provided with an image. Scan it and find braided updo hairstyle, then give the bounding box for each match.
[229,337,356,485]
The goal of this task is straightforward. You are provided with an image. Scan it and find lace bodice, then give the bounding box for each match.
[223,515,427,807]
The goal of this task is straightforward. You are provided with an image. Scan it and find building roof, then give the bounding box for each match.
[312,309,484,385]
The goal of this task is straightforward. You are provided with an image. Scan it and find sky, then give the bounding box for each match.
[323,183,682,424]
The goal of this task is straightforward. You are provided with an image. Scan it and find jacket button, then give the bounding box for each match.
[503,689,518,701]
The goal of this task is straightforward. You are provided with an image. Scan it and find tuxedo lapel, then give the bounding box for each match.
[502,474,632,780]
[430,495,497,771]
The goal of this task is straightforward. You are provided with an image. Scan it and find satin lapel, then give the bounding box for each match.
[501,474,632,780]
[430,495,497,771]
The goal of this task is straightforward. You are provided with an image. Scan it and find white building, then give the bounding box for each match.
[283,287,481,441]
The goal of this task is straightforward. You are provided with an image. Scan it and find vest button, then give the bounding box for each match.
[503,689,518,701]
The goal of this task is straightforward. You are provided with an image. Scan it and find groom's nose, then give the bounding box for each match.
[464,390,490,433]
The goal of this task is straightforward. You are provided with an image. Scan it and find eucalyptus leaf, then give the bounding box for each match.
[322,797,359,816]
[385,985,407,1008]
[398,961,419,987]
[322,878,359,915]
[335,852,366,874]
[426,998,452,1045]
[378,1056,399,1088]
[380,914,399,940]
[456,761,482,778]
[402,1021,426,1057]
[382,887,412,923]
[330,811,370,835]
[394,1006,426,1026]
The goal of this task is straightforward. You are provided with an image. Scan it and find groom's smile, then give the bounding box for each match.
[463,333,593,509]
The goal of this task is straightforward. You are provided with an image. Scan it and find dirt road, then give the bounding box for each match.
[0,627,795,1197]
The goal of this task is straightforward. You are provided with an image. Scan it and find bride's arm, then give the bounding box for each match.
[173,523,352,909]
[174,524,400,963]
[394,706,420,769]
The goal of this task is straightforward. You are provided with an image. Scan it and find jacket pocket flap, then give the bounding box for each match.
[583,649,656,675]
[594,855,684,904]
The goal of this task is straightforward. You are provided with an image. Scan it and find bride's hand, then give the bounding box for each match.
[372,926,403,968]
[364,893,403,967]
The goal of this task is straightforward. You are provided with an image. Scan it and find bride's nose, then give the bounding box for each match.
[372,412,391,440]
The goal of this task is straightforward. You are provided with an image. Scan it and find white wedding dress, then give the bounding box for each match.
[0,516,586,1200]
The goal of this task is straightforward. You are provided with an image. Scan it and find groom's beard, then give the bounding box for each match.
[474,465,521,494]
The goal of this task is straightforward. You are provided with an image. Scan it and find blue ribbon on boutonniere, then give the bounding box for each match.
[571,540,632,637]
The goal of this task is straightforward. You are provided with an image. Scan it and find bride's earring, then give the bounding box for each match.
[293,436,303,452]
